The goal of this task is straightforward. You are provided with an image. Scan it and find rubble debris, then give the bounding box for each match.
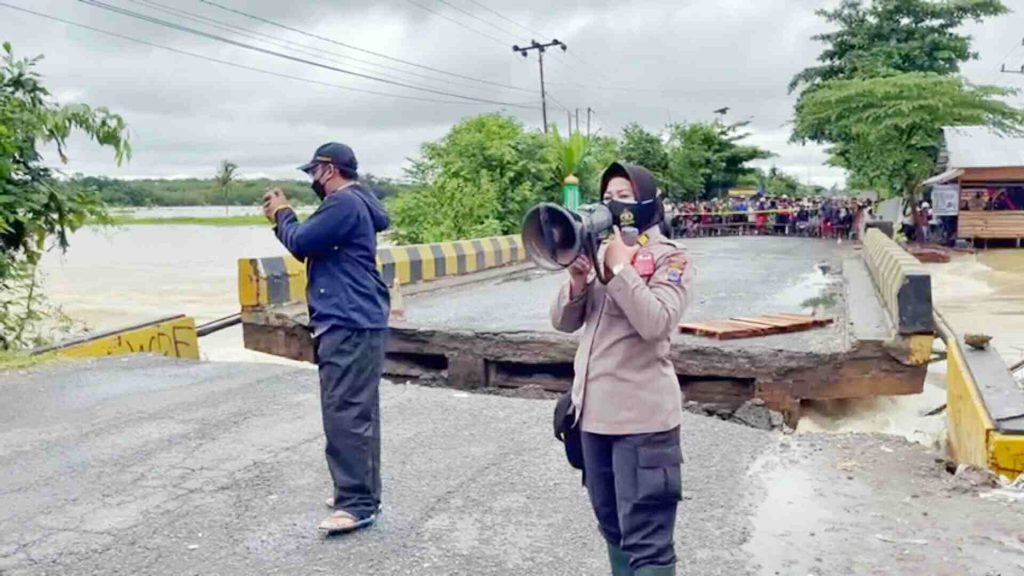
[964,333,992,350]
[684,399,785,431]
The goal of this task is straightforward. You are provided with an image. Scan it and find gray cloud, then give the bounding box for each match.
[2,0,1022,187]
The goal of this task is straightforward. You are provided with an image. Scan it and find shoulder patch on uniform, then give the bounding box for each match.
[667,268,683,285]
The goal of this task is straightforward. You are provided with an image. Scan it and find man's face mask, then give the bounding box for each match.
[310,164,330,200]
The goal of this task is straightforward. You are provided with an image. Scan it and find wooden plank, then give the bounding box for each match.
[763,313,834,327]
[681,313,834,340]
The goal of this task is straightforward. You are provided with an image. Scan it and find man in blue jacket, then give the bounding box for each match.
[263,142,390,535]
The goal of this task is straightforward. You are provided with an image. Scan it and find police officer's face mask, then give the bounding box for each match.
[604,197,659,232]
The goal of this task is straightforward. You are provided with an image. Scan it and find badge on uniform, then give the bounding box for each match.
[665,255,687,285]
[633,250,655,277]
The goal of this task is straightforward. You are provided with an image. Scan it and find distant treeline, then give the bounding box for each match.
[64,174,415,207]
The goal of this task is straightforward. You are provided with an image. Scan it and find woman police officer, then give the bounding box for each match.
[550,162,693,576]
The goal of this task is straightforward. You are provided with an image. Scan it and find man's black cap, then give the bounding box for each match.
[298,142,358,175]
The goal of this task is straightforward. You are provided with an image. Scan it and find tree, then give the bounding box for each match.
[213,160,237,215]
[391,113,558,243]
[790,0,1008,93]
[550,125,588,181]
[0,43,130,349]
[792,72,1024,205]
[664,121,773,200]
[576,135,620,202]
[618,123,668,178]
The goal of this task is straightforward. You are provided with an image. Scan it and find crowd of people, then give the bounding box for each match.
[662,196,876,240]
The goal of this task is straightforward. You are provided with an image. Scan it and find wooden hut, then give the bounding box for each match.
[925,127,1024,246]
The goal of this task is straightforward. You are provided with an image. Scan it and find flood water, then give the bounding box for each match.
[798,247,1024,448]
[38,212,294,363]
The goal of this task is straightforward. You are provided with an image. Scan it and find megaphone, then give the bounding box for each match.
[522,202,618,282]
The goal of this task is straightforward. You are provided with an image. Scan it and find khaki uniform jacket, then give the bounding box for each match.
[550,229,694,435]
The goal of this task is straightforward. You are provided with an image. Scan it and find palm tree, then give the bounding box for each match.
[213,160,238,215]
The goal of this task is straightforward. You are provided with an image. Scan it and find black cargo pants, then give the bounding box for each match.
[315,327,387,520]
[581,427,682,570]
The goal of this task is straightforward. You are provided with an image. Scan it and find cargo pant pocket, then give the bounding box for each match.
[635,444,683,503]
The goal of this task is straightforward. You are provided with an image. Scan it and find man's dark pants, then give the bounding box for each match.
[581,427,682,570]
[315,327,387,519]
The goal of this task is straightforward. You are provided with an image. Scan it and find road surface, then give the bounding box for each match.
[1,356,1022,575]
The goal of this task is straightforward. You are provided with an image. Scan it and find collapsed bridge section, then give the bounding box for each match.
[240,233,932,424]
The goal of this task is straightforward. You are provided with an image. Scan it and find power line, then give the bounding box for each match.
[433,0,519,42]
[461,0,597,73]
[77,0,535,108]
[403,0,508,48]
[197,0,531,94]
[464,0,546,38]
[125,0,533,96]
[0,2,513,107]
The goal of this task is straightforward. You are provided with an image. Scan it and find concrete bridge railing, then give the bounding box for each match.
[939,311,1024,480]
[238,235,527,309]
[863,228,934,335]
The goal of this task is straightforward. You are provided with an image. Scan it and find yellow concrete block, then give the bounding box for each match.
[439,242,459,276]
[389,247,412,285]
[496,236,513,264]
[284,256,307,303]
[415,244,436,281]
[908,334,935,366]
[991,433,1024,480]
[479,239,495,268]
[61,316,200,361]
[946,343,995,469]
[459,241,479,273]
[237,259,262,308]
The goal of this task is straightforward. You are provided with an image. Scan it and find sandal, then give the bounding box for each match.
[318,510,376,536]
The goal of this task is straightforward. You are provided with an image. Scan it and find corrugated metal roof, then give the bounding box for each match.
[943,126,1024,169]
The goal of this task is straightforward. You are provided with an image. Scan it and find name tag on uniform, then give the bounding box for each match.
[632,250,655,278]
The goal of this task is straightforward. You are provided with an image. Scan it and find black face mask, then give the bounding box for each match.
[605,197,659,232]
[311,179,327,201]
[310,166,330,200]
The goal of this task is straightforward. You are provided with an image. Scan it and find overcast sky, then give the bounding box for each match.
[2,0,1024,187]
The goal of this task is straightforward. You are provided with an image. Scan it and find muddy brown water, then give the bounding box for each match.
[799,248,1024,448]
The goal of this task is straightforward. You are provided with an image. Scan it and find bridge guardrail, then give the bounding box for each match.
[863,228,934,335]
[239,235,527,309]
[33,314,200,360]
[944,318,1024,479]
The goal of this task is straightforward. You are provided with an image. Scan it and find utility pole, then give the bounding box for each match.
[1000,38,1024,75]
[567,111,572,135]
[1001,63,1024,75]
[513,39,567,133]
[587,107,594,138]
[575,108,580,134]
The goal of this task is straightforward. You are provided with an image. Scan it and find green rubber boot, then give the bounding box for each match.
[634,564,675,576]
[607,543,633,576]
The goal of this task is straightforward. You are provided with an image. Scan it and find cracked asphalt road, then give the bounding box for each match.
[2,356,1023,575]
[0,356,769,576]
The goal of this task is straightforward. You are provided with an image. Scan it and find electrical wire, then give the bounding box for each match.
[464,0,546,39]
[403,0,508,48]
[125,0,534,96]
[0,2,524,107]
[76,0,536,107]
[433,0,519,42]
[197,0,532,93]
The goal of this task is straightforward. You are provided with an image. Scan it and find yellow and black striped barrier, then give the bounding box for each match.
[239,235,526,309]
